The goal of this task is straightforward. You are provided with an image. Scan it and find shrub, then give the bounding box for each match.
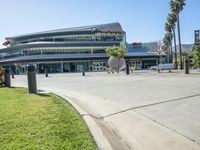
[105,43,127,58]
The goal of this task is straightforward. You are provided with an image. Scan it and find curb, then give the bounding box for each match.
[50,91,113,150]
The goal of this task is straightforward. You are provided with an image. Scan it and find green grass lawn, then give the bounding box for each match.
[0,88,98,150]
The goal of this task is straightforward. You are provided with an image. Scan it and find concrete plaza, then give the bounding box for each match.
[12,70,200,150]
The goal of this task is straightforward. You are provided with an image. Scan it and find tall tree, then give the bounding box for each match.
[162,12,176,63]
[165,21,173,62]
[167,12,178,69]
[162,28,173,63]
[172,28,178,69]
[170,0,186,69]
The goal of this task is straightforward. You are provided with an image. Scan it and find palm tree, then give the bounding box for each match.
[170,0,186,69]
[167,12,178,69]
[165,22,173,62]
[178,0,186,70]
[162,30,173,63]
[177,13,183,69]
[172,27,178,69]
[166,32,173,63]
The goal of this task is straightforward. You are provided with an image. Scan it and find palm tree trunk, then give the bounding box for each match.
[173,28,178,69]
[177,14,183,70]
[170,41,173,63]
[167,48,170,63]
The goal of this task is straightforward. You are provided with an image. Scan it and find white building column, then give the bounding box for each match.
[140,60,143,69]
[156,58,159,65]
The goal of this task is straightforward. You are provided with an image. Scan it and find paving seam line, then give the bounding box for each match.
[101,93,200,119]
[50,91,114,150]
[133,110,200,146]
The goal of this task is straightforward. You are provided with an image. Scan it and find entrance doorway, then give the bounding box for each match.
[70,63,76,72]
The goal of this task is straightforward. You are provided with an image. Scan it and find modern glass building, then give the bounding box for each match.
[0,22,159,73]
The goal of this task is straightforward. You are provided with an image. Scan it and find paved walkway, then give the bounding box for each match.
[12,70,200,150]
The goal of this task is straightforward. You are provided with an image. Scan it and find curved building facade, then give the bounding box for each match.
[0,22,159,73]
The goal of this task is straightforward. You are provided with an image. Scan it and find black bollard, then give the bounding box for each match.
[45,68,48,77]
[126,63,130,75]
[11,72,14,79]
[5,69,11,87]
[82,67,85,76]
[185,59,189,74]
[27,65,37,94]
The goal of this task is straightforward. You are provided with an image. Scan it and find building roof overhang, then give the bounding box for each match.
[0,53,159,65]
[5,22,124,43]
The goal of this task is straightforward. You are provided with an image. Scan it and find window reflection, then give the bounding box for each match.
[14,32,124,45]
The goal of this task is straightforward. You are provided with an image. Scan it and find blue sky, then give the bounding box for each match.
[0,0,199,48]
